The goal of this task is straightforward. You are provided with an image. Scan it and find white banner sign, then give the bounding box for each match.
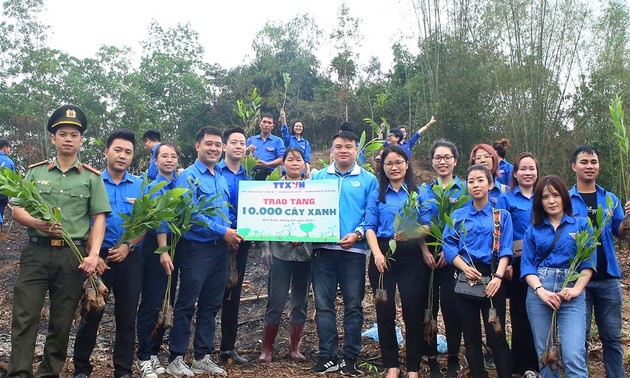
[237,179,340,242]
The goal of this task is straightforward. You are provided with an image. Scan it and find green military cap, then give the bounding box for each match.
[47,105,88,134]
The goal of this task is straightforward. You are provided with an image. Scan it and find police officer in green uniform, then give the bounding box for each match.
[8,105,111,378]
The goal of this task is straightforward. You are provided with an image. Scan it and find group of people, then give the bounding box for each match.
[3,105,628,378]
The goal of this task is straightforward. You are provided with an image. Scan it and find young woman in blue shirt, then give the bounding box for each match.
[418,139,467,377]
[365,145,427,378]
[468,144,508,205]
[496,152,540,376]
[442,164,513,378]
[521,176,593,377]
[280,109,311,178]
[136,142,180,376]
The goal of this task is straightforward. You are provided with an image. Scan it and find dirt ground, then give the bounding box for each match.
[0,157,629,377]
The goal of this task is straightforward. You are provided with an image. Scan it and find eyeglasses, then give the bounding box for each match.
[474,154,493,162]
[384,160,406,168]
[433,155,454,163]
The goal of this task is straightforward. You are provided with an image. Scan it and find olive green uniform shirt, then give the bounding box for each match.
[18,158,111,239]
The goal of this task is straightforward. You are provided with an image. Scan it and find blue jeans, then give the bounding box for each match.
[526,267,588,378]
[585,278,625,378]
[168,239,229,361]
[311,248,366,360]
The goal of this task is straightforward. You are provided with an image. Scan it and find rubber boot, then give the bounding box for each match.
[289,323,306,361]
[258,323,279,362]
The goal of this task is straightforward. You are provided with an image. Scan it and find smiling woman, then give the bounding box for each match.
[364,145,427,378]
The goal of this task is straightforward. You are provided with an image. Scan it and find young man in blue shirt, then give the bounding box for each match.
[73,129,144,378]
[310,131,378,376]
[246,113,285,180]
[217,127,251,365]
[166,126,245,377]
[569,145,630,378]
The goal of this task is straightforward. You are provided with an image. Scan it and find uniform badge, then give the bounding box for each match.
[35,179,51,185]
[127,197,136,205]
[449,197,458,204]
[569,232,576,239]
[66,108,77,118]
[351,180,361,187]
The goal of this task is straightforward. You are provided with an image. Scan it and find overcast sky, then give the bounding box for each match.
[36,0,419,71]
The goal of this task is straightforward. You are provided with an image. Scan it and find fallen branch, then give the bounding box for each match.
[239,294,268,303]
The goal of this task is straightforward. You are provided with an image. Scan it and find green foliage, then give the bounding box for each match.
[610,95,628,200]
[0,167,83,263]
[114,179,188,249]
[235,87,262,135]
[265,168,283,181]
[424,180,470,313]
[242,153,260,180]
[282,72,291,109]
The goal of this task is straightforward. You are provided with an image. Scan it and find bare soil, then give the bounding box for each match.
[0,157,629,377]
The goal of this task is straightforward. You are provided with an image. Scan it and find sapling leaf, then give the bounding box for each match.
[154,246,171,254]
[389,239,397,254]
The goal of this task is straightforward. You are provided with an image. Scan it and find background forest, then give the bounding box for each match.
[0,0,629,195]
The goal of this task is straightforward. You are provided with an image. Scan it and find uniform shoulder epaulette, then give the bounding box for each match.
[82,164,102,176]
[27,160,49,169]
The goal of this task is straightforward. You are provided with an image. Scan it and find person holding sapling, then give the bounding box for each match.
[418,139,468,378]
[7,105,111,377]
[365,145,427,378]
[165,126,244,378]
[135,142,180,377]
[279,109,311,178]
[259,147,312,363]
[496,152,540,377]
[521,175,595,377]
[246,113,286,180]
[217,127,252,365]
[442,164,513,378]
[73,129,144,378]
[568,145,630,377]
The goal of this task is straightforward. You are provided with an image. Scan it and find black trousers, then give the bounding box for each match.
[74,247,143,377]
[422,235,462,358]
[424,262,462,358]
[367,239,427,372]
[136,233,178,361]
[455,264,512,378]
[505,256,538,374]
[0,196,8,222]
[220,240,251,351]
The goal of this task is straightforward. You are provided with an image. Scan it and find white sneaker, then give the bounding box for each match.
[136,359,158,378]
[191,354,227,376]
[150,355,167,374]
[166,356,194,377]
[523,371,541,378]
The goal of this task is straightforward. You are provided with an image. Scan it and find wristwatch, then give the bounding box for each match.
[354,230,363,241]
[122,241,134,252]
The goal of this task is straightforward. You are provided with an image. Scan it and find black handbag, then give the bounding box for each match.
[454,273,491,297]
[453,209,501,298]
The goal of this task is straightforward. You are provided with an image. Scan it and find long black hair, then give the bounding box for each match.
[377,145,418,202]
